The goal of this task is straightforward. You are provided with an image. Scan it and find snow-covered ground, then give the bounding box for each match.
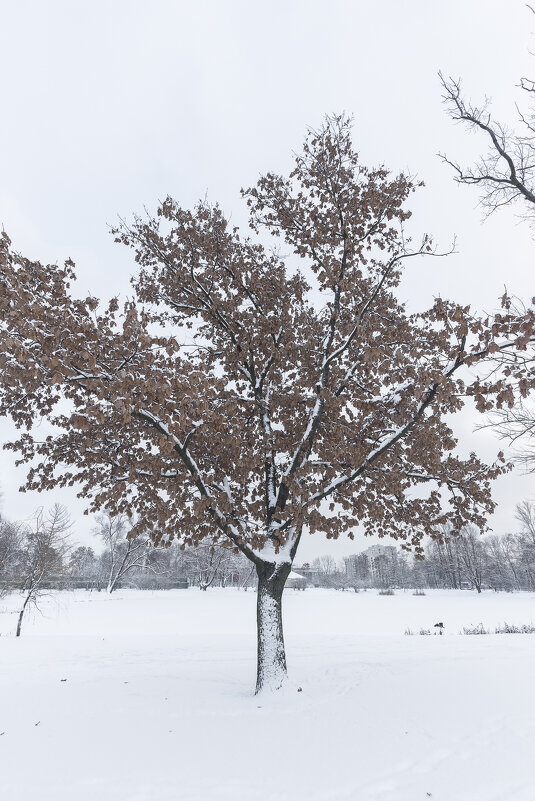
[1,587,534,801]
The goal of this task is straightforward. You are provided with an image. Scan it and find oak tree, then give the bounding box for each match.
[2,116,535,690]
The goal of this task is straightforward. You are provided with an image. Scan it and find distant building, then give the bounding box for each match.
[292,563,322,587]
[344,544,399,587]
[365,544,397,560]
[285,570,308,590]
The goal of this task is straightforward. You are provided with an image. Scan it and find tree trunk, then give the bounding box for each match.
[255,561,291,694]
[16,592,32,637]
[16,608,24,637]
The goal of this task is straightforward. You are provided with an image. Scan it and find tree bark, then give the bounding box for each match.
[255,561,291,694]
[16,592,32,637]
[16,608,24,637]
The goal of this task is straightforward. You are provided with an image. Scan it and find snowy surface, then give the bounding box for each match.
[1,587,534,801]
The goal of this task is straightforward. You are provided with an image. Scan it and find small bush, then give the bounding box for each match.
[405,627,431,636]
[378,588,395,596]
[495,622,535,634]
[461,623,489,635]
[404,627,414,635]
[412,589,426,596]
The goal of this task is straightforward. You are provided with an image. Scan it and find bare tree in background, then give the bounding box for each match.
[0,516,23,597]
[485,533,522,591]
[440,67,535,219]
[312,555,337,577]
[68,545,98,578]
[440,10,535,465]
[15,504,71,636]
[456,524,487,593]
[93,511,151,593]
[428,523,464,589]
[179,540,230,590]
[515,500,535,588]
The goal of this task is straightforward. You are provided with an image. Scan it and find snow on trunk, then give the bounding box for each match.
[255,561,291,694]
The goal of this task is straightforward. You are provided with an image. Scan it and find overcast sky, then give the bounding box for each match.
[1,0,535,561]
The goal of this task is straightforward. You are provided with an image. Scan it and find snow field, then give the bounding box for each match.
[0,588,534,801]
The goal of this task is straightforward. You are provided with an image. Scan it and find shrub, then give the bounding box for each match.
[412,589,426,596]
[495,622,535,634]
[378,588,395,596]
[461,623,489,635]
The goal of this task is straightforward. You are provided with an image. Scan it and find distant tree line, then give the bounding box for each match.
[0,505,257,608]
[418,505,535,593]
[79,512,256,591]
[301,502,535,593]
[3,501,535,616]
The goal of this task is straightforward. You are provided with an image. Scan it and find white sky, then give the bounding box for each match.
[1,0,534,560]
